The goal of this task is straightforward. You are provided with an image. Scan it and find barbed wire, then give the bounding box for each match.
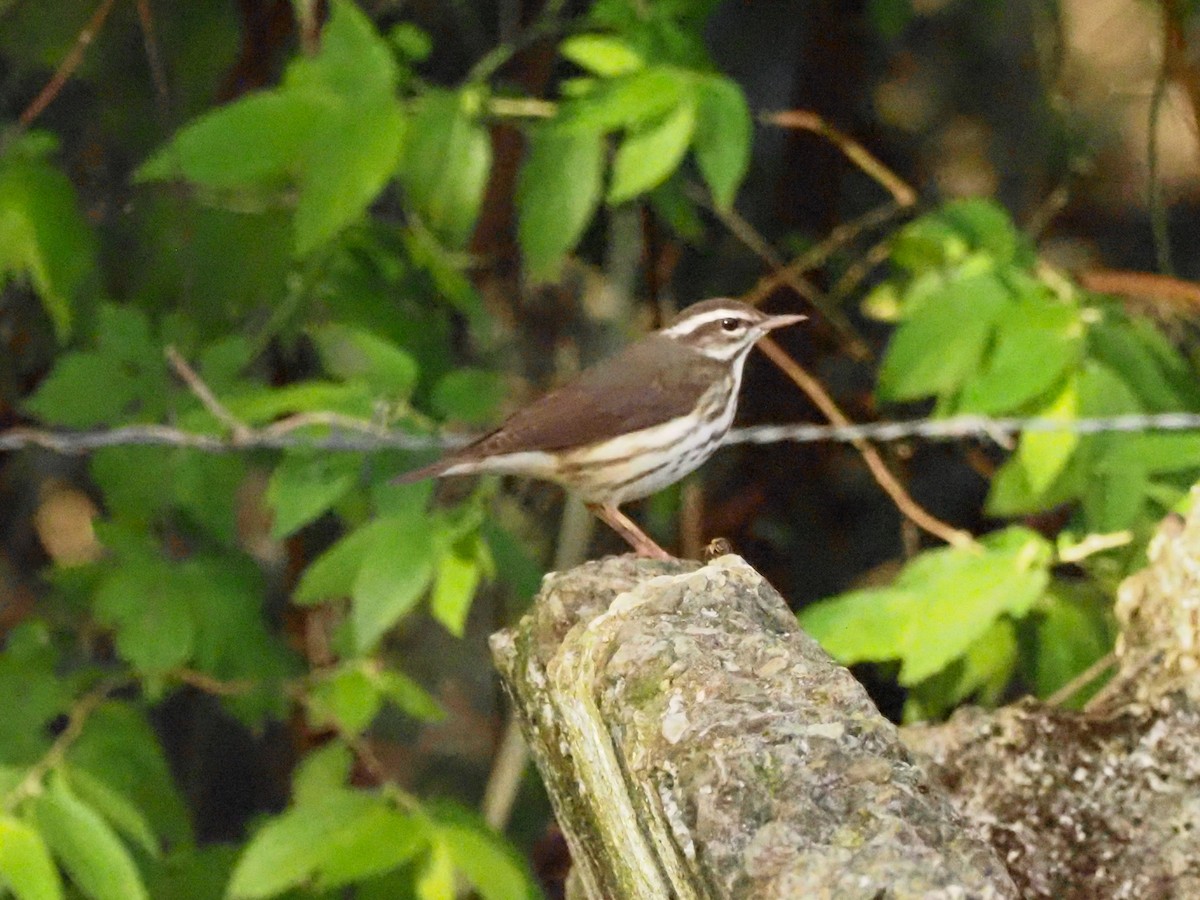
[725,411,1200,446]
[3,411,1200,457]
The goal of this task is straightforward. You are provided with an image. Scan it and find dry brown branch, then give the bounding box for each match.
[763,109,919,208]
[700,179,973,549]
[170,668,259,697]
[739,201,907,315]
[17,0,118,129]
[1078,268,1200,310]
[757,336,976,550]
[134,0,170,114]
[687,184,871,359]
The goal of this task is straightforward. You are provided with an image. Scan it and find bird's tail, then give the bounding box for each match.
[390,458,454,485]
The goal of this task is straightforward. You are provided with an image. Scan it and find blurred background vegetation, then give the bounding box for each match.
[3,0,1200,897]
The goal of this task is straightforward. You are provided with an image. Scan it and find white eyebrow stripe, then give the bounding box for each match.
[660,308,754,338]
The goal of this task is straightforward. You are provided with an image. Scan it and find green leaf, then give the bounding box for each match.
[373,670,444,722]
[267,451,362,539]
[608,96,697,204]
[293,101,406,253]
[692,76,751,209]
[877,271,1010,402]
[0,627,68,765]
[1084,453,1148,532]
[517,125,604,282]
[956,617,1018,704]
[145,846,239,900]
[292,742,354,807]
[312,324,420,399]
[560,67,688,132]
[66,704,191,848]
[560,34,644,76]
[1030,584,1112,701]
[293,519,380,605]
[352,515,437,651]
[179,558,297,726]
[435,810,538,900]
[0,815,63,900]
[33,774,148,900]
[139,0,401,253]
[63,767,159,857]
[416,838,456,900]
[0,153,94,339]
[390,23,433,62]
[1013,376,1079,496]
[431,369,506,426]
[648,175,705,239]
[891,199,1024,273]
[1088,319,1191,411]
[904,618,1017,721]
[221,381,375,424]
[25,354,141,428]
[958,296,1083,414]
[308,664,382,735]
[227,792,371,898]
[1114,432,1200,475]
[284,0,398,101]
[400,90,492,248]
[313,805,426,890]
[802,527,1052,685]
[228,792,426,897]
[430,542,483,637]
[135,93,322,190]
[93,560,195,676]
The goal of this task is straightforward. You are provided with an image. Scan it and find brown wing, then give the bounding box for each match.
[458,334,721,459]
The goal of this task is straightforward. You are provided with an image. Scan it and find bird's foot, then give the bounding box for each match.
[587,503,674,561]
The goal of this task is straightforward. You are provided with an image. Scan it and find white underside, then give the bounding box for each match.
[446,376,741,505]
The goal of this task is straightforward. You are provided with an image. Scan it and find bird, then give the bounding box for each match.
[395,298,806,559]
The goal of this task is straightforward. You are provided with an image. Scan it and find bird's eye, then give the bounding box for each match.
[720,317,741,332]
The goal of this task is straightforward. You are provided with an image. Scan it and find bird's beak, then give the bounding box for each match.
[761,313,807,331]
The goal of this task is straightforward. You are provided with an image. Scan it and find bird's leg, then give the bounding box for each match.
[587,503,673,560]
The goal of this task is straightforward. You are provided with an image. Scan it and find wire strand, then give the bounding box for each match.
[4,412,1200,456]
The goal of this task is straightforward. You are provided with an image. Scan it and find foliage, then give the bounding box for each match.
[807,198,1197,718]
[0,0,754,897]
[4,0,1200,896]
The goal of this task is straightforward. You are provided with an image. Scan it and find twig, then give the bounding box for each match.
[757,336,976,550]
[828,232,895,307]
[293,0,322,56]
[17,0,118,130]
[762,109,919,208]
[170,668,259,696]
[134,0,171,118]
[739,201,907,310]
[688,184,871,360]
[1047,651,1116,707]
[164,346,253,441]
[1078,268,1200,310]
[1057,531,1134,564]
[3,678,125,811]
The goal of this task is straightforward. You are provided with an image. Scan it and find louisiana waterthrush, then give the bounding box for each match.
[396,298,806,559]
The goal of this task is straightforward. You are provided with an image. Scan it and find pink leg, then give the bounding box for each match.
[587,504,673,560]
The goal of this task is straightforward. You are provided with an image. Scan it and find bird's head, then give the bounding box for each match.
[659,298,806,361]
